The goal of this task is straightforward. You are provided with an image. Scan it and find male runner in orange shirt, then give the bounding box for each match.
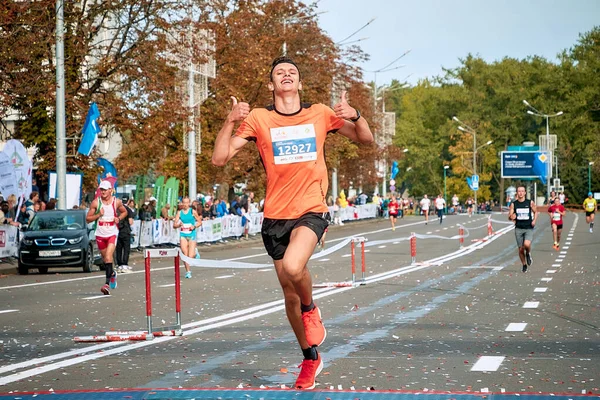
[212,56,373,389]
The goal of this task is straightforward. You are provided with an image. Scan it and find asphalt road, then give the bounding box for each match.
[0,212,598,395]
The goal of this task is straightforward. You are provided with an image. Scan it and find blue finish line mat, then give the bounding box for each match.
[1,389,599,400]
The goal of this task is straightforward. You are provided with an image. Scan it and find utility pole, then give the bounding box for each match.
[187,0,197,200]
[55,0,67,209]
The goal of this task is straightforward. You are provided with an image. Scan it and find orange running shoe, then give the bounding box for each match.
[295,353,323,390]
[302,306,326,347]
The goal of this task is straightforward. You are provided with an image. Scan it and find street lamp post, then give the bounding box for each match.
[366,51,411,198]
[443,165,449,213]
[523,100,563,203]
[453,116,493,213]
[590,162,595,194]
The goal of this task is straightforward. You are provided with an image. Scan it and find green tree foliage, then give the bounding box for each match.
[0,0,373,198]
[385,27,600,204]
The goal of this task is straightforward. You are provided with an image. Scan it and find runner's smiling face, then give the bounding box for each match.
[268,63,302,94]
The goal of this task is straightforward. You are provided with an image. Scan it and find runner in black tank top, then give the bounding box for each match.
[508,186,538,272]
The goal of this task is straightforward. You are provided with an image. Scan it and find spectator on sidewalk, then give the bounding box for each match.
[116,198,135,273]
[161,203,173,220]
[46,198,57,210]
[217,197,228,217]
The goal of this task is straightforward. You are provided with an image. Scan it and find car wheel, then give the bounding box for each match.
[83,245,93,273]
[38,266,49,274]
[18,261,29,275]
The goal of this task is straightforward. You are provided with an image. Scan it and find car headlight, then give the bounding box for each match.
[68,237,83,244]
[22,238,34,246]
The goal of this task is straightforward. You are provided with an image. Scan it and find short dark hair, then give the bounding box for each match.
[270,56,301,81]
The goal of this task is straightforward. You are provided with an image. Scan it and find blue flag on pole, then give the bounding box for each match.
[467,176,478,191]
[97,157,118,182]
[390,161,399,180]
[77,102,101,156]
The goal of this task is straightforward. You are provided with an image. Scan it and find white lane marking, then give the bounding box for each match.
[0,309,18,314]
[317,258,330,262]
[562,246,569,249]
[541,277,553,282]
[554,259,563,263]
[426,231,432,234]
[552,264,561,267]
[258,268,271,272]
[557,255,566,259]
[460,266,503,269]
[523,301,539,308]
[505,323,527,332]
[341,254,351,258]
[215,275,234,280]
[0,220,516,385]
[559,251,567,255]
[378,245,386,249]
[0,342,124,375]
[159,284,176,287]
[534,287,548,293]
[471,356,505,372]
[83,295,111,300]
[546,270,557,274]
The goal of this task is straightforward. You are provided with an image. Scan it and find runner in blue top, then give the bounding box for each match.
[173,197,202,279]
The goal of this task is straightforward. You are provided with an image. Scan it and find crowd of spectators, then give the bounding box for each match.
[0,185,502,233]
[0,191,58,229]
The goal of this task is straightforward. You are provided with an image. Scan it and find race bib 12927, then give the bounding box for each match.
[270,124,317,165]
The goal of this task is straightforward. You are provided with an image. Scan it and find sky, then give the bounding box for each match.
[315,0,600,86]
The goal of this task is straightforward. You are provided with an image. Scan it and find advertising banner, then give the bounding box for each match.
[501,151,550,180]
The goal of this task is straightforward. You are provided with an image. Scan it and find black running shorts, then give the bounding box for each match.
[261,212,330,260]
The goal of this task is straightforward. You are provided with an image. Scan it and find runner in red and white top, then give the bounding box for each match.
[547,197,566,250]
[86,180,128,295]
[388,195,399,231]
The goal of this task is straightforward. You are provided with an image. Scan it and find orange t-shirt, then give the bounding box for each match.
[235,103,345,219]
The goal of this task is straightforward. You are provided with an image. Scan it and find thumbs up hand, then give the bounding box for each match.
[227,96,251,123]
[333,90,359,121]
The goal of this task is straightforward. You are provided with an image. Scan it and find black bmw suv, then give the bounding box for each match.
[18,209,100,275]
